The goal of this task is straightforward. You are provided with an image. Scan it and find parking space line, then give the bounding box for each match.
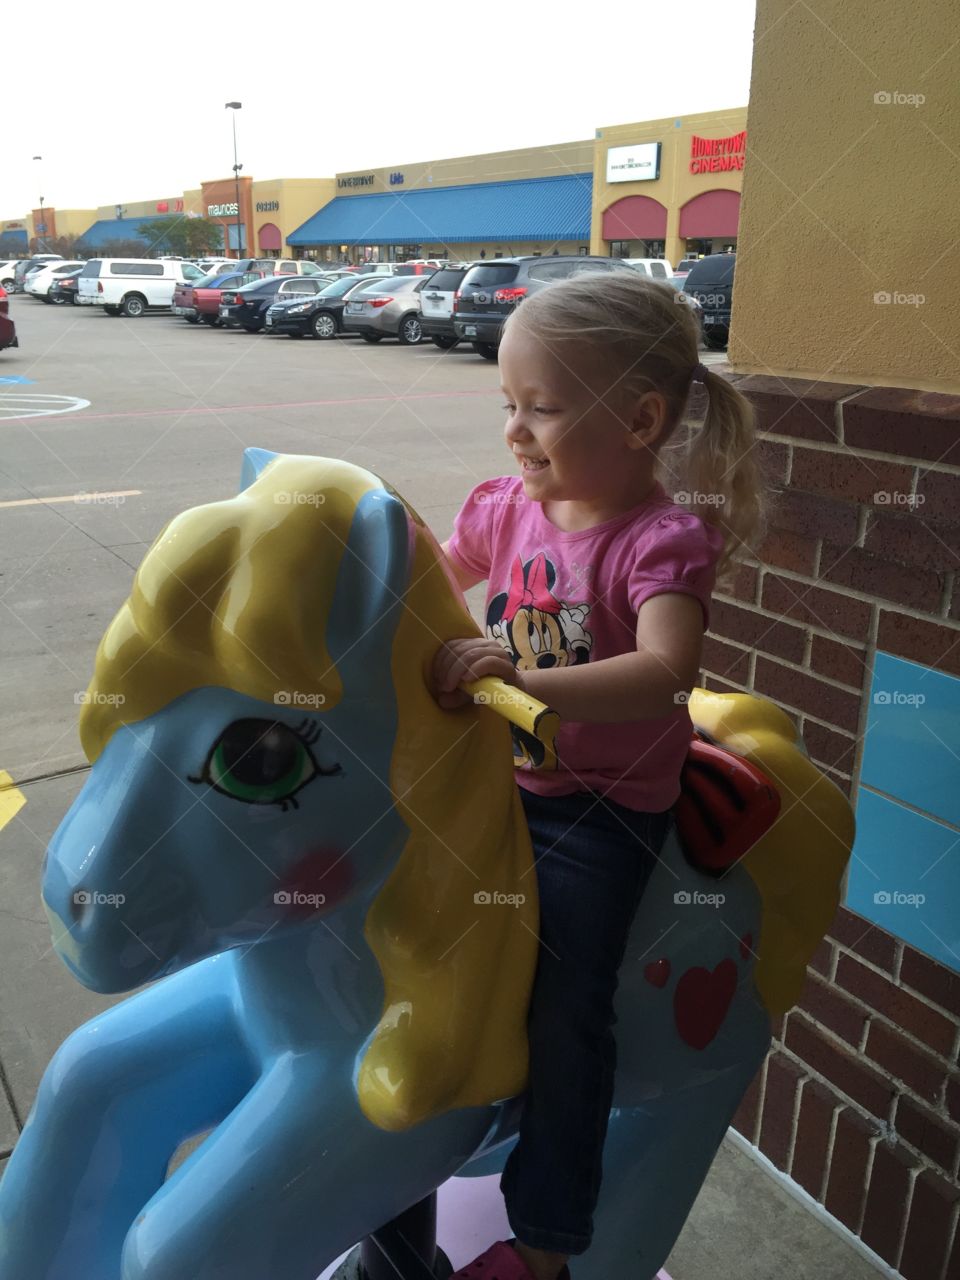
[2,387,497,425]
[0,771,27,831]
[0,490,142,510]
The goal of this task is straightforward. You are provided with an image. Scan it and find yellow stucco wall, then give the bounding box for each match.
[252,178,335,253]
[53,209,98,237]
[730,0,959,392]
[590,108,748,266]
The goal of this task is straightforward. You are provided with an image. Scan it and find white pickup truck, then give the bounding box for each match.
[77,258,205,316]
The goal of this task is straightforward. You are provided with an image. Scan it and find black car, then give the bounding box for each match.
[452,255,622,359]
[263,275,383,339]
[218,276,325,333]
[680,253,736,350]
[49,269,83,306]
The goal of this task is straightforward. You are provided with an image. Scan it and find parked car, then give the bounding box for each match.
[355,260,444,277]
[0,306,17,353]
[197,257,235,276]
[0,261,18,292]
[681,253,736,350]
[78,258,205,316]
[619,258,674,279]
[341,275,430,345]
[674,257,702,280]
[0,283,8,317]
[48,268,85,306]
[194,271,266,325]
[14,254,63,292]
[452,255,622,358]
[418,264,478,349]
[218,276,326,332]
[263,275,385,339]
[172,270,265,324]
[25,261,86,302]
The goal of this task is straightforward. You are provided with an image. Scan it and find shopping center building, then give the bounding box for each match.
[1,106,747,268]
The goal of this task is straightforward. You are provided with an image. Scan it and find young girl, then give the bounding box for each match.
[430,271,762,1280]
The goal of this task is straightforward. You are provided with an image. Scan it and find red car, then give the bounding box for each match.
[0,287,18,351]
[173,269,264,326]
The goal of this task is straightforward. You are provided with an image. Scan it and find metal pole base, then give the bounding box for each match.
[330,1192,453,1280]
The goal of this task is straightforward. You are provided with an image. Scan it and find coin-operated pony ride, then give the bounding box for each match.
[0,451,855,1280]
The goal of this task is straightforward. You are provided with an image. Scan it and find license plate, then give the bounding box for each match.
[219,307,229,317]
[172,306,184,315]
[346,302,362,313]
[703,314,720,325]
[463,325,478,337]
[266,317,273,326]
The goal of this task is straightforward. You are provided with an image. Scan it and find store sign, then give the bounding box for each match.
[338,175,375,188]
[389,172,404,186]
[690,131,747,174]
[156,200,184,213]
[208,203,239,217]
[606,142,661,183]
[256,200,280,212]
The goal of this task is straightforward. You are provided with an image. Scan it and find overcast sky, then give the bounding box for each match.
[6,0,756,215]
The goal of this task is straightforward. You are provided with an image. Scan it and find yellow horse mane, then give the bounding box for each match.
[80,455,538,1132]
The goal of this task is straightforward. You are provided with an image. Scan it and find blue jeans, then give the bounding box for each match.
[500,786,672,1256]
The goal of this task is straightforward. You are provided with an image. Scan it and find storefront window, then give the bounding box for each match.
[609,240,630,258]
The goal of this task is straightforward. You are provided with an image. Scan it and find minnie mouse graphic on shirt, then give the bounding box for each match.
[486,551,593,771]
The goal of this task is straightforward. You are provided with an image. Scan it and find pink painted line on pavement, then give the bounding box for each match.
[1,388,497,425]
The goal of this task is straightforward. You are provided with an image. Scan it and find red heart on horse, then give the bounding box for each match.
[673,959,738,1050]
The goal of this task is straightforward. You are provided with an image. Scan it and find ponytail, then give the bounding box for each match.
[682,368,764,577]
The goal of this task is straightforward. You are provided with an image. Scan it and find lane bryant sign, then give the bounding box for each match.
[690,131,747,174]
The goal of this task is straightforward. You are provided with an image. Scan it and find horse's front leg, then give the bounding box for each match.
[123,1055,498,1280]
[0,957,254,1280]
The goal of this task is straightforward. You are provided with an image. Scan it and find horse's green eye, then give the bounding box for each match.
[197,719,340,808]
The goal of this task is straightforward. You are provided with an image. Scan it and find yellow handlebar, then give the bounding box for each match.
[462,676,560,770]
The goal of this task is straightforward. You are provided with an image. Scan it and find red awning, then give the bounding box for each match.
[258,222,282,251]
[601,195,667,241]
[679,190,741,238]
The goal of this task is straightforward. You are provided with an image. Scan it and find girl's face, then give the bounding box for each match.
[498,322,652,505]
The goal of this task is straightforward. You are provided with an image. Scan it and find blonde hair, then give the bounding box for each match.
[507,271,764,575]
[79,455,538,1132]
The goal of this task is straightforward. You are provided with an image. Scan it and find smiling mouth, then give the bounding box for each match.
[516,454,549,472]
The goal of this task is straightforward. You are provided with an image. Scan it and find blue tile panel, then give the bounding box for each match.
[287,174,594,247]
[861,652,960,829]
[846,651,960,975]
[847,789,960,974]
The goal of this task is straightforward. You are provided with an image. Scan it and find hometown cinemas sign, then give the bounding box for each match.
[690,131,747,174]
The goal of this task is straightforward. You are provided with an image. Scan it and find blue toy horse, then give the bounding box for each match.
[0,451,854,1280]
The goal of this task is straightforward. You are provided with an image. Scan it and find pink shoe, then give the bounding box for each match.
[449,1240,571,1280]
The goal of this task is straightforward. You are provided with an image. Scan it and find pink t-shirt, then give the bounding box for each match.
[446,476,725,812]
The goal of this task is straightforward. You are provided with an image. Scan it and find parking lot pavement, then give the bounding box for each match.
[0,294,727,1119]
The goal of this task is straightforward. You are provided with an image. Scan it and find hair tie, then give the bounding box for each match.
[692,362,710,383]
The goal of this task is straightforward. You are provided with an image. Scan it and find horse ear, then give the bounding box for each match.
[239,447,281,492]
[326,488,414,676]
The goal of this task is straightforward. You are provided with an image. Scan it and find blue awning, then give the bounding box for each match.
[287,173,593,247]
[0,229,28,249]
[77,215,172,249]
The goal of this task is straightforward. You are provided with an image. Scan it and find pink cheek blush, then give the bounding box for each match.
[275,846,354,916]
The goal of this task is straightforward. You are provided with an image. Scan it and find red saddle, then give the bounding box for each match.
[674,732,780,872]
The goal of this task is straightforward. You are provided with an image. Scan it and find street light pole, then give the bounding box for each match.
[225,103,243,260]
[32,155,45,250]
